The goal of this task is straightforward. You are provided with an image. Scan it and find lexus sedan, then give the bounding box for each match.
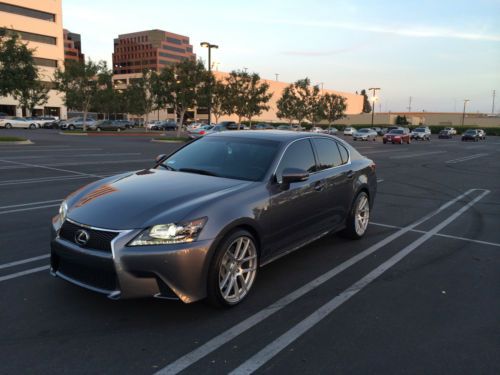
[50,131,377,307]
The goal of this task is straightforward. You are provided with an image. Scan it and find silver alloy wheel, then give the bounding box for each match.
[354,195,370,236]
[218,236,257,304]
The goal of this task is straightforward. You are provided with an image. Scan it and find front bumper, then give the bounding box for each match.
[50,220,215,303]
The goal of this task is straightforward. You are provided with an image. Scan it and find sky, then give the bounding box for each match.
[62,0,500,113]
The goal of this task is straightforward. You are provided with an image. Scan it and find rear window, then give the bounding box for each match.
[389,130,404,134]
[312,138,343,170]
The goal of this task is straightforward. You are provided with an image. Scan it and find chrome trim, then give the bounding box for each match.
[65,218,129,233]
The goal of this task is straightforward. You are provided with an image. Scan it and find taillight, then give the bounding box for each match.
[370,162,376,172]
[199,131,205,135]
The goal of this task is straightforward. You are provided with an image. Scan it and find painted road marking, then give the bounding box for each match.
[0,159,151,170]
[0,204,61,215]
[0,199,62,210]
[0,266,49,282]
[0,148,102,153]
[0,171,124,187]
[0,152,141,160]
[445,153,488,164]
[156,189,484,375]
[0,159,104,178]
[391,151,447,159]
[0,255,50,270]
[230,189,490,374]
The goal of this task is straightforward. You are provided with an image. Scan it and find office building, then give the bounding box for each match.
[0,0,66,118]
[63,29,84,63]
[112,29,195,74]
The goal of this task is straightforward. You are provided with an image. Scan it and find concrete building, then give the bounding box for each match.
[112,29,195,74]
[63,29,84,63]
[0,0,66,118]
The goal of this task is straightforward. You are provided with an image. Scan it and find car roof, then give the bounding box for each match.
[207,130,338,142]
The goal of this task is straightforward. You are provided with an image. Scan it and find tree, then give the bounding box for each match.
[1,28,49,116]
[124,69,159,128]
[91,69,127,119]
[395,115,409,125]
[276,86,297,124]
[278,78,321,125]
[161,58,211,137]
[360,89,372,113]
[321,93,347,126]
[54,59,108,130]
[210,79,231,124]
[224,70,272,129]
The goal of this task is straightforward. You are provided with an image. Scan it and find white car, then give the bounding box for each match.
[343,127,355,135]
[411,127,431,141]
[352,128,378,141]
[443,127,457,135]
[310,127,323,133]
[0,117,40,129]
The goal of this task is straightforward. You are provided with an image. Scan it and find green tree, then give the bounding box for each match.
[14,81,49,117]
[360,89,372,113]
[210,79,231,124]
[124,69,159,128]
[279,78,321,125]
[276,86,297,124]
[54,59,108,130]
[224,70,272,129]
[321,93,347,125]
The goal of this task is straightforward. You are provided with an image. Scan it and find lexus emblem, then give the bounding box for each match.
[74,229,90,246]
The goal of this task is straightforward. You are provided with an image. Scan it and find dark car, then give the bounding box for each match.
[251,123,275,130]
[277,124,292,131]
[88,120,126,132]
[461,129,480,142]
[438,130,453,139]
[50,131,377,307]
[153,120,178,131]
[383,128,411,144]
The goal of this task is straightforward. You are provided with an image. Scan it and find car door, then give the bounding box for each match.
[310,138,352,231]
[260,139,327,258]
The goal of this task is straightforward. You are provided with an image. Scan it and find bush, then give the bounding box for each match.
[0,136,26,142]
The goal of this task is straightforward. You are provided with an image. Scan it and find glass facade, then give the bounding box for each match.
[13,29,57,45]
[0,2,55,22]
[33,57,58,68]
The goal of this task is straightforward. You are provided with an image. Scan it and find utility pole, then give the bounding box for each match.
[461,99,470,126]
[493,90,496,114]
[275,73,279,81]
[369,87,381,127]
[200,42,219,125]
[407,96,412,112]
[319,82,324,92]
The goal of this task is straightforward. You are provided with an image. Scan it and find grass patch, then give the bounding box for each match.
[154,136,189,142]
[0,136,27,142]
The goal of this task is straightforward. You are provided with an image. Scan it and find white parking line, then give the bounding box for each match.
[156,189,483,375]
[0,171,124,187]
[0,199,62,210]
[445,153,488,164]
[391,151,447,159]
[0,152,141,160]
[0,254,50,270]
[230,189,489,374]
[0,204,60,215]
[0,159,151,170]
[0,148,102,153]
[377,179,384,183]
[0,159,104,177]
[0,265,49,282]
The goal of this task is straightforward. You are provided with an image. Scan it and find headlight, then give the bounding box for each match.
[59,201,68,221]
[128,217,207,246]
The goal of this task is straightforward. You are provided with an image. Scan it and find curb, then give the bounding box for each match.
[58,132,88,136]
[151,139,186,144]
[0,140,34,145]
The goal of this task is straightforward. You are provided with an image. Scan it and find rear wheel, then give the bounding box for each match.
[29,123,37,129]
[207,230,258,307]
[340,191,370,239]
[68,125,75,130]
[5,123,12,129]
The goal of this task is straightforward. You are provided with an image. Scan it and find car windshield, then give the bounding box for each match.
[389,130,404,134]
[161,137,280,181]
[414,128,425,132]
[465,130,476,134]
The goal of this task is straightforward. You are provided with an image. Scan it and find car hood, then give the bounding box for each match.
[66,169,251,229]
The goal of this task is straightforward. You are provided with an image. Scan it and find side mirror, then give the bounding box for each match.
[279,168,309,189]
[155,154,167,163]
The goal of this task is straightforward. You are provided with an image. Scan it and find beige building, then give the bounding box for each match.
[0,0,66,118]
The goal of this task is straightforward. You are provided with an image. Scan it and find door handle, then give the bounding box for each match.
[344,170,355,179]
[313,180,326,191]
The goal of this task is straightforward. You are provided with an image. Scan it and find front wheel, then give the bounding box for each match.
[340,191,370,239]
[207,230,258,307]
[29,123,37,129]
[68,125,75,130]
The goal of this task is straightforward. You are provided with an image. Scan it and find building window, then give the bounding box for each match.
[0,2,55,22]
[166,37,181,45]
[11,29,56,45]
[33,57,58,68]
[159,52,184,61]
[162,44,185,53]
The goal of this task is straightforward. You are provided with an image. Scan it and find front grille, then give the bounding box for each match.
[59,220,119,253]
[56,255,117,292]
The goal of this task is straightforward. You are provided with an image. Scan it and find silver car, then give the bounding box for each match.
[352,128,378,141]
[0,117,40,129]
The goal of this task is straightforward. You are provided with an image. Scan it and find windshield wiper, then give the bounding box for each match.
[158,163,176,171]
[178,168,218,177]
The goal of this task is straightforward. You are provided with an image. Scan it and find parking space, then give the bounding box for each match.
[0,129,499,374]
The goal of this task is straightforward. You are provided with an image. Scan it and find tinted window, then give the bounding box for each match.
[163,137,279,181]
[312,138,344,170]
[0,3,55,21]
[276,139,316,181]
[389,130,404,134]
[338,143,349,164]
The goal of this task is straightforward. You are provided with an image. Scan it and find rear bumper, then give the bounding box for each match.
[50,221,215,303]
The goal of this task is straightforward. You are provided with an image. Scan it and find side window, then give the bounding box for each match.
[312,138,343,170]
[276,139,316,181]
[338,143,349,164]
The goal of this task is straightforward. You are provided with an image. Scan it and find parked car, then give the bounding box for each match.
[383,128,411,144]
[43,120,60,129]
[251,123,275,130]
[477,129,486,140]
[310,127,324,133]
[0,117,40,129]
[438,130,453,139]
[153,121,178,131]
[113,120,134,129]
[371,127,384,136]
[277,124,292,131]
[353,128,378,141]
[60,117,96,130]
[87,120,126,132]
[411,127,431,141]
[443,127,457,135]
[188,125,214,139]
[461,129,480,142]
[343,127,355,136]
[187,122,205,131]
[324,127,338,135]
[31,116,57,127]
[50,131,377,306]
[0,112,9,119]
[291,124,304,132]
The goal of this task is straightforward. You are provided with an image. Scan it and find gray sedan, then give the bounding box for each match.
[50,131,377,307]
[352,128,378,141]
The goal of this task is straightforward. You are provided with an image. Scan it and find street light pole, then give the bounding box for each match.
[369,87,380,127]
[461,99,470,126]
[200,42,219,124]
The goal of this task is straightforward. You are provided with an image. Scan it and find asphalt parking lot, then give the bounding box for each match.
[1,129,499,374]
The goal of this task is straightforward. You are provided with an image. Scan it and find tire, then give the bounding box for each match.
[206,229,258,308]
[96,127,102,132]
[29,123,36,129]
[117,128,122,132]
[68,125,75,130]
[383,140,387,144]
[5,123,12,129]
[340,191,370,240]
